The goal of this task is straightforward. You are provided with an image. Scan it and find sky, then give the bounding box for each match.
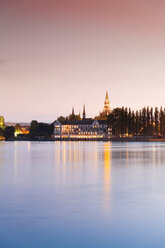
[1,0,165,122]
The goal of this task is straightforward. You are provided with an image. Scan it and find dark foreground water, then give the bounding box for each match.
[1,141,165,247]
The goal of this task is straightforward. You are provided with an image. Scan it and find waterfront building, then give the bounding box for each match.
[0,116,5,129]
[94,91,111,120]
[100,91,111,117]
[53,91,112,139]
[14,124,30,137]
[83,104,86,119]
[54,118,109,139]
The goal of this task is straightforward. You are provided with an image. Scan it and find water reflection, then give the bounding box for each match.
[54,141,112,215]
[14,142,18,175]
[110,143,165,167]
[54,141,100,165]
[2,142,165,247]
[0,142,4,182]
[62,142,66,164]
[69,142,72,162]
[27,142,31,153]
[55,141,61,165]
[0,142,4,167]
[103,142,111,215]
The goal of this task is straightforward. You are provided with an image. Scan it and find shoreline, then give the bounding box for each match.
[3,138,165,142]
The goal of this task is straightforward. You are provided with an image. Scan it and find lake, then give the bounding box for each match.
[1,141,165,247]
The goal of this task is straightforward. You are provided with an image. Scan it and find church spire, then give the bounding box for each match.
[106,90,109,100]
[83,104,86,119]
[102,91,111,115]
[72,107,75,116]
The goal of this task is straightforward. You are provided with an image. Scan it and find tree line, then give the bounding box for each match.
[2,106,165,140]
[57,113,81,123]
[29,121,54,140]
[107,107,165,137]
[0,121,54,141]
[0,126,15,140]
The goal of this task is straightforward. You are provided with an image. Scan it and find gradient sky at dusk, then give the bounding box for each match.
[1,0,165,122]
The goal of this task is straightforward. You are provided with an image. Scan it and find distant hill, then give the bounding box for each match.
[6,122,30,127]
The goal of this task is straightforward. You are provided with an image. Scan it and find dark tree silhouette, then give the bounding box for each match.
[107,106,165,138]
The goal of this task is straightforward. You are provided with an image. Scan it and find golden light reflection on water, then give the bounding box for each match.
[54,141,112,215]
[126,143,129,161]
[55,141,61,165]
[14,142,19,181]
[27,142,31,153]
[0,142,4,167]
[54,142,100,185]
[55,141,99,165]
[62,142,66,164]
[66,143,99,163]
[0,142,4,182]
[69,142,72,162]
[14,142,18,169]
[94,142,98,163]
[152,145,156,168]
[103,142,112,215]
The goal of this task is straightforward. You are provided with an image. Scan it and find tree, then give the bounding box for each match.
[107,108,121,136]
[15,123,22,132]
[105,106,165,138]
[142,107,147,136]
[29,121,54,140]
[160,106,164,136]
[128,108,132,135]
[3,126,15,140]
[58,116,68,123]
[132,111,135,136]
[163,108,165,137]
[146,107,150,135]
[135,110,139,135]
[154,107,159,137]
[124,108,128,135]
[150,107,154,136]
[0,127,3,137]
[68,114,81,121]
[29,120,38,139]
[120,107,125,136]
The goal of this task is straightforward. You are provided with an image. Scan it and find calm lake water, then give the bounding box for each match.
[1,141,165,247]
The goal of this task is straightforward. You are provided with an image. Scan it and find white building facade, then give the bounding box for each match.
[53,119,111,139]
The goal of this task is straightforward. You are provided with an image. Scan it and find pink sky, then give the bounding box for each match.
[1,0,165,122]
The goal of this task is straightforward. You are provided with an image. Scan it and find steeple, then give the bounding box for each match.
[106,90,109,100]
[102,91,111,115]
[72,107,75,116]
[83,104,86,119]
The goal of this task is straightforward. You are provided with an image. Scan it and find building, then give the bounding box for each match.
[94,91,111,120]
[54,118,108,139]
[53,92,112,139]
[100,91,111,117]
[0,116,5,129]
[14,124,30,137]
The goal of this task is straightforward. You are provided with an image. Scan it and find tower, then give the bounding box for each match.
[0,116,5,129]
[72,107,75,116]
[83,104,86,119]
[102,91,111,115]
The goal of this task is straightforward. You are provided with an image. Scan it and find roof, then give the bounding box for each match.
[97,120,107,125]
[53,119,107,126]
[62,118,94,125]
